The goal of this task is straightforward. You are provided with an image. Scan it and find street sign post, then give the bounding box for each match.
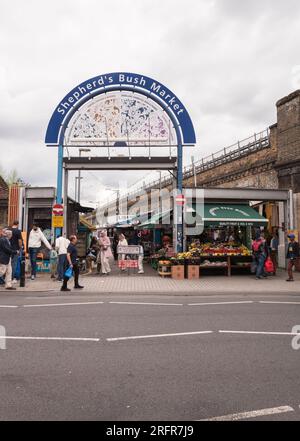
[52,203,64,228]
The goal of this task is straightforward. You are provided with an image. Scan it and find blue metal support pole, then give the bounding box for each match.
[55,144,64,239]
[176,143,183,253]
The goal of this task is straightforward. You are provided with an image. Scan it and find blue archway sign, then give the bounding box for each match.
[45,72,196,252]
[45,72,196,146]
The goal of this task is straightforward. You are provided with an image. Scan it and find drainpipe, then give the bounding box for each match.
[289,189,294,230]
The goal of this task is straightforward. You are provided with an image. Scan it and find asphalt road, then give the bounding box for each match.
[0,291,300,421]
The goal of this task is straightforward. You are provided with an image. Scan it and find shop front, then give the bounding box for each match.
[146,187,291,278]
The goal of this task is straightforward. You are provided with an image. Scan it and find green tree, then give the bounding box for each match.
[0,165,26,186]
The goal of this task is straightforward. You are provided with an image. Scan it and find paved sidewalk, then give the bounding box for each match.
[0,269,299,294]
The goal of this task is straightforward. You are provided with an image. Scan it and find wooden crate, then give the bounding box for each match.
[187,265,199,279]
[171,265,185,280]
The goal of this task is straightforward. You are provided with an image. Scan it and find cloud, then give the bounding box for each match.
[0,0,299,205]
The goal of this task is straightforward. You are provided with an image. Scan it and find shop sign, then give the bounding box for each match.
[117,245,140,255]
[209,221,254,227]
[45,72,196,146]
[118,260,138,269]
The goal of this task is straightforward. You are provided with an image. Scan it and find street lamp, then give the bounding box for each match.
[77,148,91,204]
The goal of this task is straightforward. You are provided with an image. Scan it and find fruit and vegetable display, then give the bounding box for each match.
[151,242,252,271]
[175,242,252,259]
[158,260,172,266]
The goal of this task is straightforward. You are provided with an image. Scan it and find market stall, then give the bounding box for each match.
[154,203,268,278]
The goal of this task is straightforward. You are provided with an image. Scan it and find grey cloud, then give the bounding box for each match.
[0,0,300,205]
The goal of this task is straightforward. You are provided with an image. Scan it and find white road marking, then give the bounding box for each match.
[107,330,213,342]
[259,301,300,305]
[188,301,254,306]
[199,405,294,421]
[0,305,18,308]
[23,301,104,308]
[0,336,100,342]
[219,330,299,336]
[109,301,183,306]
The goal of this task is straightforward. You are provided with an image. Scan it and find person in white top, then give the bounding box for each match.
[137,241,144,274]
[28,223,51,280]
[55,234,70,281]
[118,233,128,271]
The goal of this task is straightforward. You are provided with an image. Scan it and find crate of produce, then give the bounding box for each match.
[158,260,172,277]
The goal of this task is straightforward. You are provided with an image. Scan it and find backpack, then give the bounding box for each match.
[252,239,263,253]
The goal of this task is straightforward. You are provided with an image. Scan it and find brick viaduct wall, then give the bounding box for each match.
[182,89,300,229]
[183,124,278,189]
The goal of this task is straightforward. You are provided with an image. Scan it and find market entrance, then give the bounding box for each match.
[45,72,196,253]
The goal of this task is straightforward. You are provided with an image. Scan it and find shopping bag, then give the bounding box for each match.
[264,257,274,274]
[64,266,73,279]
[14,255,21,279]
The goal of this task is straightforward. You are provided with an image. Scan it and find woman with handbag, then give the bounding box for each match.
[99,230,113,275]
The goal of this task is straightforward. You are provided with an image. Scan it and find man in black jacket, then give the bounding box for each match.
[286,233,300,282]
[61,235,84,292]
[0,228,17,290]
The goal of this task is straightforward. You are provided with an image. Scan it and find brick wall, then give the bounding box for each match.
[182,124,278,189]
[276,90,300,165]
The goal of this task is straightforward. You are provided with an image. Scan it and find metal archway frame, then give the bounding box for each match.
[45,73,197,252]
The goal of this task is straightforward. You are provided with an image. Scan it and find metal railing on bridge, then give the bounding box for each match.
[100,128,270,207]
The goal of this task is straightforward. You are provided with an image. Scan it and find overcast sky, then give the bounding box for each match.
[1,0,300,206]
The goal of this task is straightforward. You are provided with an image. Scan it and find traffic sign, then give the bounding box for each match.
[52,203,64,216]
[176,194,186,206]
[52,216,64,228]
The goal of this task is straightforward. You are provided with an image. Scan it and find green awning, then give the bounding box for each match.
[138,210,172,229]
[198,204,268,227]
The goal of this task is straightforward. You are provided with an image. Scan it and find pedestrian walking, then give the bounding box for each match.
[252,232,268,279]
[270,231,279,276]
[55,233,70,281]
[0,228,17,290]
[137,241,144,274]
[118,233,128,271]
[99,230,113,275]
[286,233,299,282]
[112,232,119,261]
[50,243,58,279]
[61,235,84,292]
[84,236,99,274]
[28,223,51,280]
[9,220,23,283]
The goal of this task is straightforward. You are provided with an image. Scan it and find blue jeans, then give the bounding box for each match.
[256,253,266,278]
[29,247,39,276]
[57,254,68,280]
[11,254,19,280]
